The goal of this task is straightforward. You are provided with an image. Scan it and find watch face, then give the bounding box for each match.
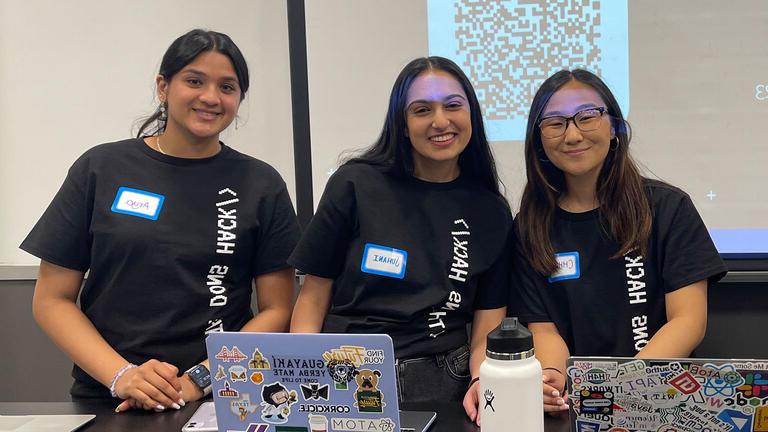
[188,365,211,389]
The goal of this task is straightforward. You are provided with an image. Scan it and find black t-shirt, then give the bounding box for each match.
[511,180,727,357]
[21,138,300,397]
[289,163,512,358]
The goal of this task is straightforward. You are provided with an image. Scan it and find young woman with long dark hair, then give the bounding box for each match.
[289,56,512,424]
[512,69,727,412]
[22,29,300,411]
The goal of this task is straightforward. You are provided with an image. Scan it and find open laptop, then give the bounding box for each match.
[0,414,95,432]
[205,332,436,432]
[566,357,768,432]
[181,402,437,432]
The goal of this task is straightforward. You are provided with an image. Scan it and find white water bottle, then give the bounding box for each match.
[479,317,544,432]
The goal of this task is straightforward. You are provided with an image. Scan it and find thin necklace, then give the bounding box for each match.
[156,135,166,155]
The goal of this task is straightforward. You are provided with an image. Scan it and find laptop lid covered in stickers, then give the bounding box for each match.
[566,357,768,432]
[206,332,400,432]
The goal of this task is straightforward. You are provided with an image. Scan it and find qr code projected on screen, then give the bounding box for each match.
[454,0,603,121]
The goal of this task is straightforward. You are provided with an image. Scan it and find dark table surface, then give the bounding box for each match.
[0,399,570,432]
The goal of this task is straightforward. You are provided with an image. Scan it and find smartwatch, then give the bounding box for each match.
[185,364,212,397]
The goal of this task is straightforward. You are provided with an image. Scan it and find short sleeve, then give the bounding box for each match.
[253,183,301,276]
[473,217,513,310]
[657,194,728,292]
[288,167,357,279]
[20,155,93,271]
[508,227,553,324]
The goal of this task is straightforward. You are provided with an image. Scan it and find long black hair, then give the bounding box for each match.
[345,56,502,197]
[136,29,249,138]
[517,69,650,274]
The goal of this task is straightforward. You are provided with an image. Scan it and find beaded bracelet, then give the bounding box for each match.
[109,363,137,398]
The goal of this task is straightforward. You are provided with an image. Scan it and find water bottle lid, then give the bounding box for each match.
[486,317,534,358]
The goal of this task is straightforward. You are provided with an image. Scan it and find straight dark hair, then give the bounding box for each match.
[345,56,503,197]
[517,69,651,275]
[136,29,249,138]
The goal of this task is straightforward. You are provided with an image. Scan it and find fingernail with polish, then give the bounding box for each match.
[178,399,186,407]
[171,403,181,410]
[155,405,165,411]
[552,390,559,397]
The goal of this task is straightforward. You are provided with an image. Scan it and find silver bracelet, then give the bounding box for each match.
[109,363,137,398]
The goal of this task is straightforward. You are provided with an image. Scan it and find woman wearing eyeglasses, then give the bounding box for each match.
[510,69,727,412]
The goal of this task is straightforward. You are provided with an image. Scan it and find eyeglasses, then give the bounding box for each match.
[538,107,607,139]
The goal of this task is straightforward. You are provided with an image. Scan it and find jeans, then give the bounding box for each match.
[395,344,471,404]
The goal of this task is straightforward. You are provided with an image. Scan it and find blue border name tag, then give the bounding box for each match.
[111,187,165,220]
[360,243,408,279]
[548,252,580,283]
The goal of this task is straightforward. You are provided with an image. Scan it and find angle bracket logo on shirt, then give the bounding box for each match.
[548,251,580,283]
[360,243,407,279]
[110,186,165,220]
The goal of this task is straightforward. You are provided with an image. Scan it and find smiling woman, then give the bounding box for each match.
[137,30,249,158]
[404,69,472,182]
[20,29,300,412]
[287,56,513,426]
[510,69,728,413]
[537,80,614,198]
[154,50,243,156]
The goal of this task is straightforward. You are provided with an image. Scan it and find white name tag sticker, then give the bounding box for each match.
[111,187,165,220]
[548,252,580,283]
[360,243,408,279]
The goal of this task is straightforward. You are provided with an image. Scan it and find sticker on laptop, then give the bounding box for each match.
[579,388,614,415]
[548,252,580,282]
[219,381,240,398]
[330,417,395,432]
[260,382,298,424]
[360,243,407,279]
[353,369,385,413]
[230,393,258,421]
[230,365,248,382]
[215,365,227,381]
[232,425,269,432]
[327,359,356,391]
[110,186,165,220]
[249,349,271,370]
[216,346,248,363]
[250,372,265,385]
[300,383,330,401]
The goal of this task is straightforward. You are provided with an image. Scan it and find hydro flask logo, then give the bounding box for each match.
[484,389,496,412]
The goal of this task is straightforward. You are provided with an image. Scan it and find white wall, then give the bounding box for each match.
[0,0,295,265]
[304,0,526,211]
[6,0,768,265]
[305,0,428,207]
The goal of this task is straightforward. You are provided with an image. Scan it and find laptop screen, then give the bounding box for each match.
[206,332,400,432]
[566,357,768,432]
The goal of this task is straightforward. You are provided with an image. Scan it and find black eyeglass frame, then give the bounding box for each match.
[538,106,607,139]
